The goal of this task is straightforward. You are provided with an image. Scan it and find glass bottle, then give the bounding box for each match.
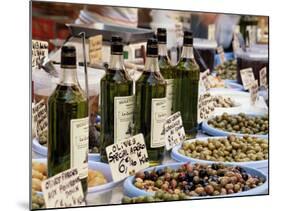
[135,38,167,166]
[48,45,89,196]
[157,28,175,116]
[100,36,134,163]
[175,31,200,139]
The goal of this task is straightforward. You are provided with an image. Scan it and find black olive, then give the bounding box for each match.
[242,173,249,181]
[199,170,207,178]
[242,186,250,191]
[156,169,164,176]
[144,171,150,180]
[211,163,219,170]
[186,172,194,181]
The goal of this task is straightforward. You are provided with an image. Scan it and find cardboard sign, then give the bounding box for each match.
[240,68,255,90]
[106,134,149,182]
[164,112,185,150]
[32,99,48,139]
[41,168,85,208]
[32,40,48,70]
[259,67,268,88]
[217,46,225,64]
[208,24,216,41]
[198,92,215,123]
[249,80,259,105]
[89,35,102,65]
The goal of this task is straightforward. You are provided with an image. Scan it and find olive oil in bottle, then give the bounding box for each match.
[48,46,89,196]
[157,28,174,116]
[175,31,200,139]
[100,36,134,163]
[135,38,167,166]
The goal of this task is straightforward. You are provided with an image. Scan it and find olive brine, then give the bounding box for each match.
[135,38,167,166]
[174,31,200,139]
[100,36,134,163]
[48,46,89,196]
[157,28,174,116]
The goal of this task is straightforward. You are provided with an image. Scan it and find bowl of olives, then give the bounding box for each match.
[171,135,268,174]
[202,113,268,138]
[123,163,268,200]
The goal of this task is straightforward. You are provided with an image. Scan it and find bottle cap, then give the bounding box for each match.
[157,28,167,44]
[111,36,123,55]
[183,30,193,45]
[61,45,76,68]
[146,38,158,57]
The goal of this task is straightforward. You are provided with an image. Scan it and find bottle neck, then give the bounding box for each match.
[109,54,124,70]
[181,45,194,59]
[158,43,168,56]
[60,67,78,85]
[144,56,160,72]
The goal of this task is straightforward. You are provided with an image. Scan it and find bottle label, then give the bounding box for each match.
[151,98,167,148]
[114,95,135,143]
[70,117,89,180]
[166,79,174,116]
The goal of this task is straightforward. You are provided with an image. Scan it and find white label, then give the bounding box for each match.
[32,99,48,138]
[106,133,149,182]
[240,68,255,90]
[41,168,85,208]
[32,40,48,70]
[151,98,167,148]
[164,112,186,150]
[217,46,225,64]
[249,80,259,105]
[70,117,89,180]
[197,92,215,123]
[166,79,174,116]
[114,95,135,143]
[259,67,268,88]
[208,24,216,41]
[200,69,211,91]
[89,35,102,65]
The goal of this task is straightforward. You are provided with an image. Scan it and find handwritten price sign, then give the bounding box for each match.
[106,134,149,182]
[32,40,48,70]
[41,168,85,208]
[240,68,255,90]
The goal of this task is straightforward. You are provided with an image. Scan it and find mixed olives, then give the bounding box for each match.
[179,135,268,162]
[214,60,237,80]
[207,113,268,135]
[213,96,236,108]
[132,163,265,198]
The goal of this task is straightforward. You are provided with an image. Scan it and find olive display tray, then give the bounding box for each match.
[123,162,268,198]
[171,136,268,175]
[201,115,268,139]
[32,138,101,162]
[33,158,119,194]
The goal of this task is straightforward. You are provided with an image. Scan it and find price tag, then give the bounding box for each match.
[89,35,102,65]
[41,168,85,208]
[217,46,225,64]
[106,134,149,182]
[249,80,259,105]
[208,24,216,41]
[198,92,215,123]
[240,68,255,90]
[232,32,240,54]
[32,40,48,70]
[200,69,211,91]
[164,112,186,150]
[32,99,48,139]
[259,67,268,88]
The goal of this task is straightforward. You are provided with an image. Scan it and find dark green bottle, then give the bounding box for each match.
[100,36,134,163]
[135,38,167,166]
[157,28,175,116]
[175,31,200,139]
[48,46,89,196]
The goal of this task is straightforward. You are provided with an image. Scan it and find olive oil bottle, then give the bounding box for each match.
[100,36,134,163]
[157,28,174,116]
[175,31,200,139]
[135,38,167,166]
[48,46,89,196]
